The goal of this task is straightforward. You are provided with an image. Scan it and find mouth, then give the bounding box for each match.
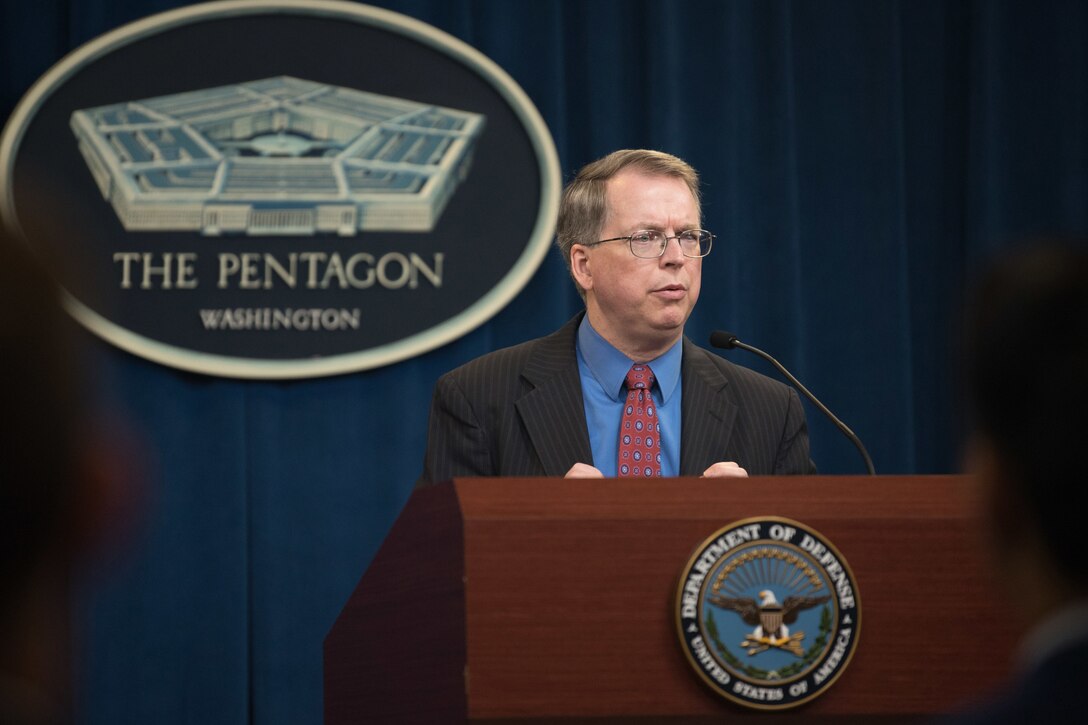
[652,284,687,300]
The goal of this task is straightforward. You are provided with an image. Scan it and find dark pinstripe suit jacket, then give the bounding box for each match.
[419,315,815,484]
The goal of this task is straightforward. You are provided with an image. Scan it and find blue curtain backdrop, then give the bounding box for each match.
[2,0,1087,722]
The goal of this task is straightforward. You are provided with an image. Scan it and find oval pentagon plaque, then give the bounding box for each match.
[0,0,560,378]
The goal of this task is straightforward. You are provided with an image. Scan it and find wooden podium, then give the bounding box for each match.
[324,476,1020,723]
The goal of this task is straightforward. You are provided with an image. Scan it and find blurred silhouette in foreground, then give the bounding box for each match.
[0,227,138,724]
[936,242,1088,724]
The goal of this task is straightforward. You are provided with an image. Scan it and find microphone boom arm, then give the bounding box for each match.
[711,331,876,475]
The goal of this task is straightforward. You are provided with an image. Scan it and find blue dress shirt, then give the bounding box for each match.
[575,316,683,476]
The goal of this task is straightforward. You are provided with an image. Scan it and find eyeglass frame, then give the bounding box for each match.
[579,228,714,258]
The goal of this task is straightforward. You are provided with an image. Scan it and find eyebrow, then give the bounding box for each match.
[629,222,701,232]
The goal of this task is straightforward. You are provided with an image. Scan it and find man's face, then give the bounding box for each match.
[572,168,702,359]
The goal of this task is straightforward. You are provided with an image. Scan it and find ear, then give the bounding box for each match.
[570,244,593,294]
[67,420,148,567]
[966,434,1024,560]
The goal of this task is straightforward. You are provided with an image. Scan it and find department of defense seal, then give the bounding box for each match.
[675,517,861,710]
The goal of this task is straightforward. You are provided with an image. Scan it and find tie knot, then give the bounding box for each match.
[625,364,655,391]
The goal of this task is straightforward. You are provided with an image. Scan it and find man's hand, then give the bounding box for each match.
[565,462,604,478]
[701,461,749,478]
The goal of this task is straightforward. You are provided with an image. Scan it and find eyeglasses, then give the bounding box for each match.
[582,229,714,258]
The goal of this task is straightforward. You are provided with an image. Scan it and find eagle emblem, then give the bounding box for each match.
[676,517,862,710]
[709,589,830,656]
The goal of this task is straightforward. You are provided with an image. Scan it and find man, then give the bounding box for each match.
[936,244,1088,724]
[0,230,131,723]
[419,149,815,484]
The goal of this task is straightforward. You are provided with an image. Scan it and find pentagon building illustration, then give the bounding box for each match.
[70,77,486,235]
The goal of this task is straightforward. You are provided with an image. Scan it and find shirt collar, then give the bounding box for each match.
[1017,597,1088,672]
[576,315,682,403]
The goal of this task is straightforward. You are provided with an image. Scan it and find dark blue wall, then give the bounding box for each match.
[2,1,1086,722]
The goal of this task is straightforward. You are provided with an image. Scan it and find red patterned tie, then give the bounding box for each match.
[618,364,662,477]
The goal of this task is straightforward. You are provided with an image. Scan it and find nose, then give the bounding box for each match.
[660,234,687,265]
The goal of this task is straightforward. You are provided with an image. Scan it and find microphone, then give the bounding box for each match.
[710,331,876,475]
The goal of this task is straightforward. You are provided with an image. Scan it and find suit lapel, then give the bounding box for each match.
[515,316,593,476]
[680,339,738,475]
